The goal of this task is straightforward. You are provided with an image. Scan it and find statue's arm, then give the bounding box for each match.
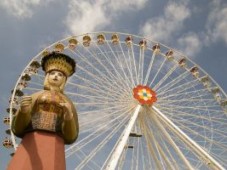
[11,91,41,136]
[61,98,79,144]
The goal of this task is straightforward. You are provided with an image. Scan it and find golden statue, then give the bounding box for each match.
[8,52,79,170]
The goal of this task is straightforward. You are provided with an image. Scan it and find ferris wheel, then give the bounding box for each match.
[3,32,227,169]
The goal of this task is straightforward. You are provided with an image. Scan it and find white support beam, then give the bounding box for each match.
[152,106,225,170]
[152,114,194,170]
[105,105,141,170]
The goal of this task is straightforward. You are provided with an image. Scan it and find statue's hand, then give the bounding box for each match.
[59,102,73,120]
[20,96,32,114]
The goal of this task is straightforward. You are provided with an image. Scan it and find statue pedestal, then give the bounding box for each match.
[7,131,65,170]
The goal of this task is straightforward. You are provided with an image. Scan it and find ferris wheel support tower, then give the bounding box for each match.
[106,105,225,170]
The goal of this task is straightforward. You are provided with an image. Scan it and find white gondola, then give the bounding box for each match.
[165,50,174,60]
[152,44,160,54]
[111,34,119,45]
[139,39,147,50]
[54,43,65,52]
[6,107,17,114]
[17,80,28,90]
[3,138,13,149]
[3,117,10,125]
[5,129,11,135]
[83,35,91,47]
[178,58,187,67]
[125,35,133,47]
[68,38,78,50]
[200,75,211,88]
[9,96,19,105]
[211,87,222,102]
[97,34,105,45]
[190,66,199,78]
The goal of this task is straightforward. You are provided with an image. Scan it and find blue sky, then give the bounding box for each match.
[0,0,227,169]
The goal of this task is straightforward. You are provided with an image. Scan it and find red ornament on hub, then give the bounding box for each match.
[133,85,157,105]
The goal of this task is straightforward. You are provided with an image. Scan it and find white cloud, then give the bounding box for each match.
[108,0,147,11]
[65,0,109,35]
[0,0,52,18]
[206,0,227,45]
[140,1,190,42]
[65,0,148,35]
[177,32,201,57]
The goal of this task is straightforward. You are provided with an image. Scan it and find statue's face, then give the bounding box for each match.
[48,70,65,87]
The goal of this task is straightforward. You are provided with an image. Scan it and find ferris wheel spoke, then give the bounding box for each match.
[128,45,139,85]
[108,42,135,89]
[76,149,101,170]
[74,63,129,97]
[106,41,135,89]
[66,89,133,107]
[174,120,227,152]
[76,114,130,170]
[155,70,190,94]
[127,48,137,87]
[130,124,141,170]
[79,105,133,130]
[74,99,134,108]
[160,80,202,97]
[78,104,133,117]
[73,66,119,94]
[138,48,145,85]
[66,91,113,103]
[144,137,153,169]
[157,77,200,98]
[71,73,124,97]
[144,113,180,170]
[118,42,138,87]
[105,105,141,170]
[28,78,44,86]
[158,135,181,170]
[137,125,146,170]
[149,57,167,87]
[66,107,132,158]
[23,87,43,92]
[143,52,156,85]
[148,125,176,169]
[157,105,227,129]
[152,106,225,170]
[152,64,178,90]
[71,107,128,145]
[136,136,143,170]
[116,147,127,170]
[67,81,125,102]
[77,46,121,84]
[158,88,211,101]
[167,112,226,142]
[73,75,127,98]
[139,115,163,169]
[156,102,221,113]
[74,65,131,99]
[158,95,218,108]
[89,43,131,93]
[70,49,125,92]
[159,98,217,106]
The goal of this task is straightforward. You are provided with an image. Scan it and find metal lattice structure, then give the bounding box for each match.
[3,32,227,169]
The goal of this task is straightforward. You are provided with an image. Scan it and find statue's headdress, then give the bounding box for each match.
[41,52,76,77]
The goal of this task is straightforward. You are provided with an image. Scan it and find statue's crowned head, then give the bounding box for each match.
[41,52,76,92]
[41,52,76,77]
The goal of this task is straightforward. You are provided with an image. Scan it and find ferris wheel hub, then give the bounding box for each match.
[133,85,157,105]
